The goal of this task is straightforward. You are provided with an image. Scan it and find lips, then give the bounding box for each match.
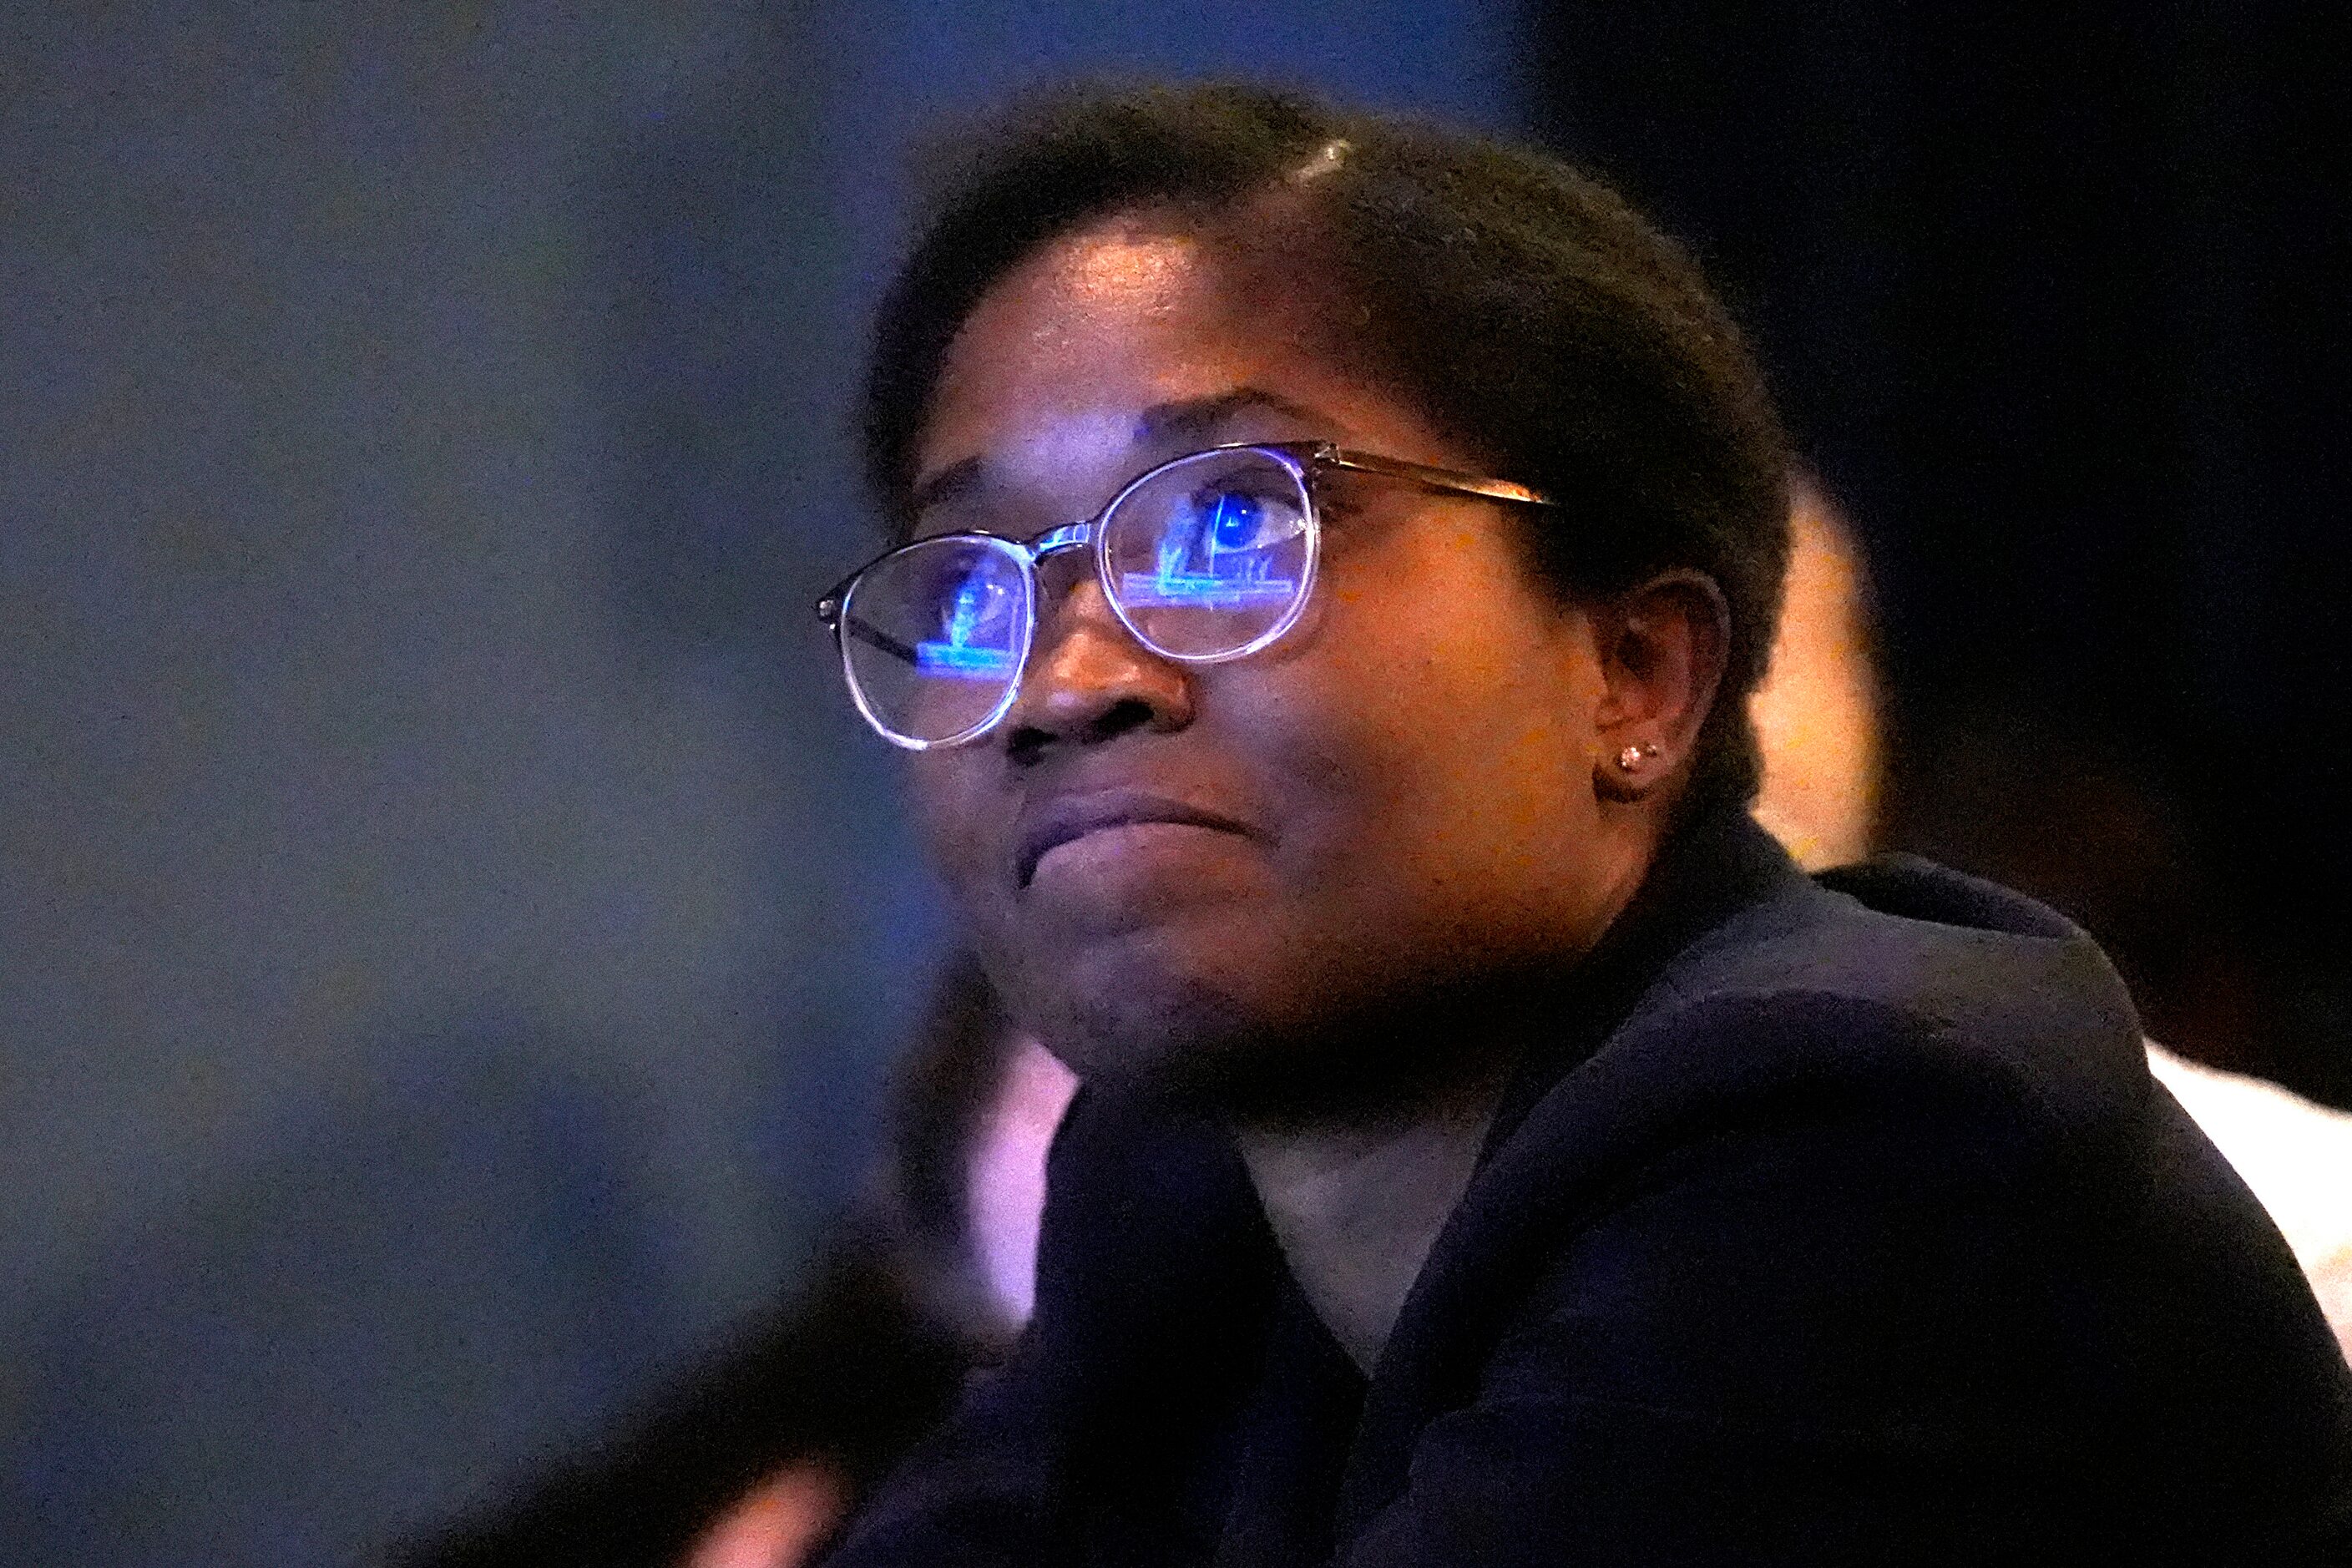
[1014,789,1255,888]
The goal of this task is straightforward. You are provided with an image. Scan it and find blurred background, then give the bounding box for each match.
[1,3,2341,1563]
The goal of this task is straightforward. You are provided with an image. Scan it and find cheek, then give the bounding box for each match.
[1271,559,1601,899]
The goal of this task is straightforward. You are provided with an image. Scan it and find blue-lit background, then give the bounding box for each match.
[0,6,1522,1563]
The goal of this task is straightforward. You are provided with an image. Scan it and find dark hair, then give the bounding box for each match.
[862,82,1791,809]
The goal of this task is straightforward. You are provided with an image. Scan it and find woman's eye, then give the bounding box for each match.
[1188,487,1298,551]
[1204,490,1262,549]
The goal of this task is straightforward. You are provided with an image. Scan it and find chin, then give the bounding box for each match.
[1041,958,1245,1082]
[996,926,1290,1105]
[999,927,1441,1124]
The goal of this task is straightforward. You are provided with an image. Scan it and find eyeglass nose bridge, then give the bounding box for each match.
[1012,518,1103,626]
[1023,520,1095,562]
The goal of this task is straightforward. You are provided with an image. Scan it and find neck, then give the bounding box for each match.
[1227,806,1784,1373]
[1232,1055,1509,1374]
[1222,835,1659,1373]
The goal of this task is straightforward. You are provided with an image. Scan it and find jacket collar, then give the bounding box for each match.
[1480,803,1806,1162]
[1327,805,1808,1544]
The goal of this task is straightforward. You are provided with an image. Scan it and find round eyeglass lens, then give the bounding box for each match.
[839,536,1031,745]
[1100,448,1313,660]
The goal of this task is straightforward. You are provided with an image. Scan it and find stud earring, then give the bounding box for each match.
[1615,742,1661,772]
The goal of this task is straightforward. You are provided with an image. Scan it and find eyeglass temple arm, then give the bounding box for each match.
[1321,448,1555,508]
[833,613,922,668]
[816,569,934,668]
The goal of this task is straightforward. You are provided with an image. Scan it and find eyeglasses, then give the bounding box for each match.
[816,441,1556,749]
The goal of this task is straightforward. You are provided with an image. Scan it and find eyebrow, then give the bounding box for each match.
[907,454,986,523]
[903,385,1336,527]
[1136,386,1329,446]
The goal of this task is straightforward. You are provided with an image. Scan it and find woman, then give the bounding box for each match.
[817,85,2352,1565]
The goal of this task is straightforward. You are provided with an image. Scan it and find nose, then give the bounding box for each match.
[1000,573,1193,759]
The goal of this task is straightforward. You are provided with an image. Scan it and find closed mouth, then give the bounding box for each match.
[1014,791,1254,888]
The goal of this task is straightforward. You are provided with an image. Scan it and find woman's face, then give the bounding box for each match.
[905,216,1650,1108]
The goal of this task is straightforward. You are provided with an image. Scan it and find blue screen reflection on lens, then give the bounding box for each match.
[1120,488,1299,609]
[915,572,1017,678]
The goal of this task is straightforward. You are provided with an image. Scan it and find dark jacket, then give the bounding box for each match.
[828,812,2352,1565]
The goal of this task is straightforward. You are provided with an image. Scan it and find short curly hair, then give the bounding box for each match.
[862,83,1791,811]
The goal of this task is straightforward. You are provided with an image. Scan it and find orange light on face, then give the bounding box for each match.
[681,1463,850,1568]
[1749,482,1882,869]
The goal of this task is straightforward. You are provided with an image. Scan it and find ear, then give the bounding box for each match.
[1589,570,1731,802]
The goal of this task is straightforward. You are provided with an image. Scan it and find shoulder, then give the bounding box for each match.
[1429,854,2348,1409]
[1595,854,2133,1100]
[1408,856,2238,1400]
[1373,858,2352,1554]
[1591,852,2154,1154]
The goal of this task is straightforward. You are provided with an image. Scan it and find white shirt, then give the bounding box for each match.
[2147,1040,2352,1361]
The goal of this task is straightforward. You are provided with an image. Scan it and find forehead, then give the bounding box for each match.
[912,218,1453,536]
[923,224,1266,453]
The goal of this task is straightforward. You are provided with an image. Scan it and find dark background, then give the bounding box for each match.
[1537,1,2350,1105]
[1,3,2341,1563]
